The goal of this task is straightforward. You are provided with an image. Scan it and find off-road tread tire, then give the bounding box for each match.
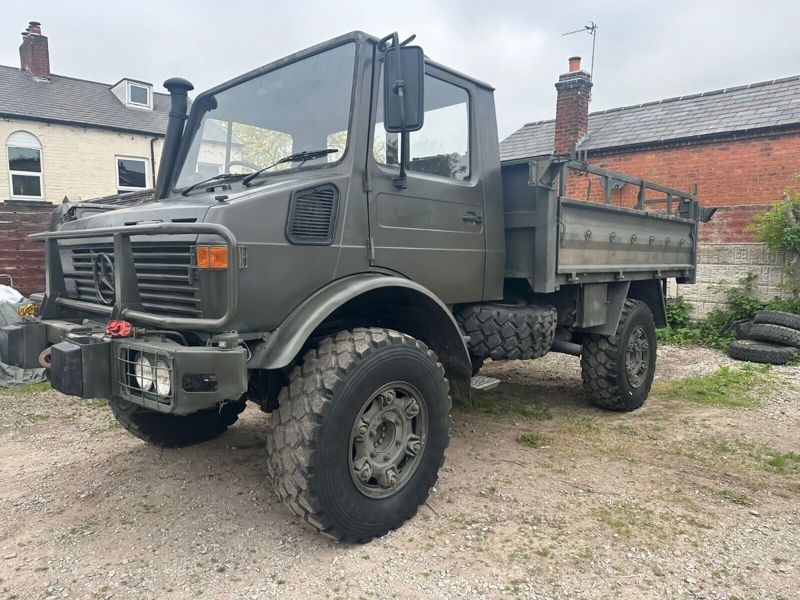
[109,398,246,448]
[728,339,798,365]
[456,302,557,361]
[265,328,451,543]
[753,310,800,332]
[581,300,656,412]
[749,323,800,349]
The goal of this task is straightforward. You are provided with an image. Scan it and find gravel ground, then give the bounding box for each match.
[1,345,798,600]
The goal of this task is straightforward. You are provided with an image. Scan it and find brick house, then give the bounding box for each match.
[500,58,800,315]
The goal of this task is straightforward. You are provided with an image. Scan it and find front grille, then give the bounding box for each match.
[64,243,202,318]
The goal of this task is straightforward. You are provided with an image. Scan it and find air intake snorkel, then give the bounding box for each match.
[154,77,194,200]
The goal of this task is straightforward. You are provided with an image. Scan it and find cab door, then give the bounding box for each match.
[366,62,486,304]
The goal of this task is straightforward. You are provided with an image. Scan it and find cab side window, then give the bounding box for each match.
[374,72,470,181]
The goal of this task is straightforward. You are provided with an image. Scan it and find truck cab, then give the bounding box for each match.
[0,31,700,543]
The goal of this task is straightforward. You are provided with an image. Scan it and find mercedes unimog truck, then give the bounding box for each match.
[0,32,705,542]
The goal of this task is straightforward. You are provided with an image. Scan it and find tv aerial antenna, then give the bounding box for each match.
[562,21,598,80]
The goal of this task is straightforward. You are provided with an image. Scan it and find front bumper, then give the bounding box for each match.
[0,320,247,415]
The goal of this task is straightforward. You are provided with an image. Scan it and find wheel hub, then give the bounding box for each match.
[349,383,427,498]
[625,325,650,388]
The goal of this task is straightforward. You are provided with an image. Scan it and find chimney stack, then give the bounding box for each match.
[554,56,592,156]
[19,21,50,80]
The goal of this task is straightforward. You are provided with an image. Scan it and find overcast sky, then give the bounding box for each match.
[2,0,799,139]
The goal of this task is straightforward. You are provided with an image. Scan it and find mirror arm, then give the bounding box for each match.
[393,131,409,189]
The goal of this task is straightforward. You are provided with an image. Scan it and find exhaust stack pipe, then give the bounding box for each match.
[155,77,194,199]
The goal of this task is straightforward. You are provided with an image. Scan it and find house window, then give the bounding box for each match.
[7,131,44,199]
[373,73,470,180]
[129,83,150,107]
[116,156,148,192]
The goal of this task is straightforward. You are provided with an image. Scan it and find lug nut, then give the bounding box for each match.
[357,461,372,482]
[356,420,369,439]
[385,467,399,487]
[404,399,419,417]
[382,390,395,407]
[406,435,422,456]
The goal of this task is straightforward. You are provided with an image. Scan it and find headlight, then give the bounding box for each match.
[134,354,154,391]
[154,360,171,396]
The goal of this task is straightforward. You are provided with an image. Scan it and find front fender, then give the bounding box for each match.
[249,273,471,403]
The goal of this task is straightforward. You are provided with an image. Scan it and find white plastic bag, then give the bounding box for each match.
[0,284,23,304]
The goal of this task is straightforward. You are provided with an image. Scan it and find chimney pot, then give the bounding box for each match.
[568,56,581,73]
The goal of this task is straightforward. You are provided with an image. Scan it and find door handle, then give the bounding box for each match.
[462,212,483,225]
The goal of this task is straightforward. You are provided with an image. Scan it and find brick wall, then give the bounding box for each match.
[0,200,53,296]
[564,128,800,215]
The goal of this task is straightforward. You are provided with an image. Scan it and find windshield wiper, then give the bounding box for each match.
[242,149,339,187]
[180,172,247,196]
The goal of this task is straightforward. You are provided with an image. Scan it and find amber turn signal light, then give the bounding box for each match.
[195,245,229,269]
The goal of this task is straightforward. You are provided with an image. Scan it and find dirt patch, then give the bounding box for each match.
[1,345,798,599]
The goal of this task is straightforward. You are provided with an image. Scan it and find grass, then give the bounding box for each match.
[717,489,754,507]
[766,452,800,475]
[595,501,660,540]
[687,435,800,478]
[0,381,50,396]
[517,432,547,448]
[23,412,50,423]
[653,364,772,408]
[466,386,552,421]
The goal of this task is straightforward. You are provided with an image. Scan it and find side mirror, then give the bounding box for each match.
[383,46,425,133]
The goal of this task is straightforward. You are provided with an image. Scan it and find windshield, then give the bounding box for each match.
[174,42,356,190]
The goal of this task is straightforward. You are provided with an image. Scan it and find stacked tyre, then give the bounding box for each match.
[729,310,800,365]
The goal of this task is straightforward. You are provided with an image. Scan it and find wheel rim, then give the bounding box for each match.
[625,325,651,388]
[348,382,428,499]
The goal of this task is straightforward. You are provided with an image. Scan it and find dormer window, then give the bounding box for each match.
[111,79,153,110]
[128,83,150,107]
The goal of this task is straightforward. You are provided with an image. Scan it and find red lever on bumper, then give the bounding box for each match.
[106,320,132,337]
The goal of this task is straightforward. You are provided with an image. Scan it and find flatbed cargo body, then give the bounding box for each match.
[501,159,698,294]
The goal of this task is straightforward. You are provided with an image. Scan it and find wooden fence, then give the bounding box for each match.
[0,200,54,296]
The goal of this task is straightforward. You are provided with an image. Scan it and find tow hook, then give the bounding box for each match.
[38,347,52,369]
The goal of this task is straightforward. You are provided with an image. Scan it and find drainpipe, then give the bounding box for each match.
[149,136,158,189]
[154,77,194,199]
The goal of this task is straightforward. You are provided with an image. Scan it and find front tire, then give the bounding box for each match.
[265,328,451,543]
[109,398,246,448]
[580,300,657,412]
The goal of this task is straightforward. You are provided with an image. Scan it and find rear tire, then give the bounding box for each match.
[581,300,657,412]
[109,398,245,448]
[265,328,451,543]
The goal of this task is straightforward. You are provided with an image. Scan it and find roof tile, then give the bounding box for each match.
[500,75,800,161]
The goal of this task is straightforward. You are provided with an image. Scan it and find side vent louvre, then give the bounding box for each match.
[286,184,339,245]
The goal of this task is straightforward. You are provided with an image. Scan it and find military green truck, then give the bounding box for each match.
[0,32,704,542]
